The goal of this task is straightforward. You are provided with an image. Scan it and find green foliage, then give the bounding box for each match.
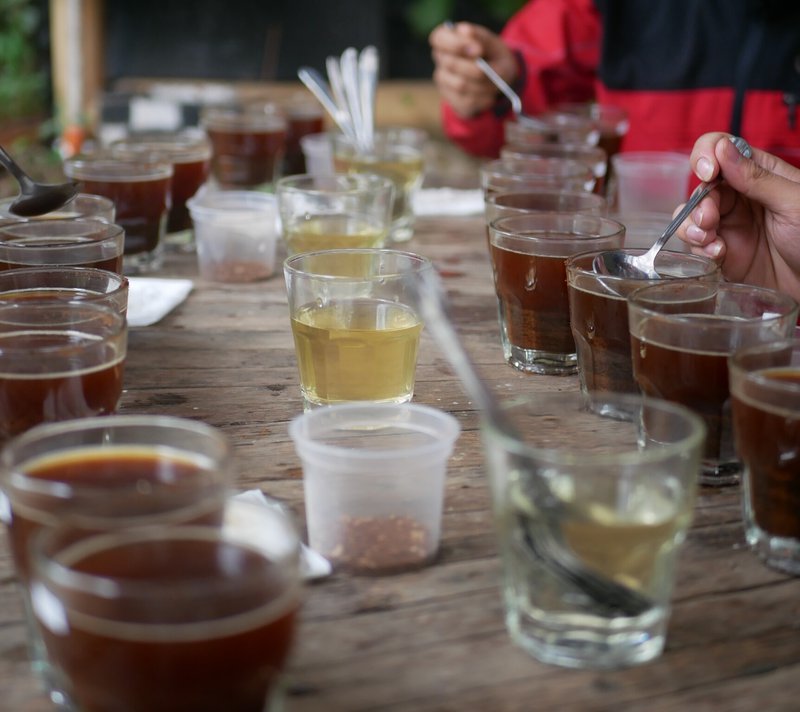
[406,0,528,36]
[0,0,46,120]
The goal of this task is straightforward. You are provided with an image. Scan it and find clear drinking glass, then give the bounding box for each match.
[276,173,394,255]
[481,157,596,195]
[482,390,704,669]
[0,218,124,273]
[0,266,129,315]
[488,213,624,375]
[284,248,431,407]
[0,301,127,441]
[63,157,173,274]
[28,498,300,712]
[566,249,719,400]
[628,281,799,486]
[729,338,800,575]
[332,131,424,243]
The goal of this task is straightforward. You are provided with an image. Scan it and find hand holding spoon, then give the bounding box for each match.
[0,144,79,217]
[593,136,753,279]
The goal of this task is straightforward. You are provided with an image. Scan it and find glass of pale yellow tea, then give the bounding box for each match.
[332,131,425,243]
[276,173,394,256]
[284,248,431,408]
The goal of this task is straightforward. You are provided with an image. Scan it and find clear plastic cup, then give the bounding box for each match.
[187,189,279,283]
[611,152,690,214]
[289,402,460,574]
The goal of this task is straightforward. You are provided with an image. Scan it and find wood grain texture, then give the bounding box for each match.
[1,213,798,712]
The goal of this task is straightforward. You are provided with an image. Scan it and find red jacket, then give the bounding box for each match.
[442,0,800,165]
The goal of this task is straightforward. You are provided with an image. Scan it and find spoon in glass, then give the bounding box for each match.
[593,136,753,279]
[0,144,79,217]
[415,267,652,617]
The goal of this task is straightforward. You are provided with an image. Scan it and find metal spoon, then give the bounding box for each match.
[0,144,78,217]
[593,136,753,279]
[443,20,553,134]
[415,268,651,617]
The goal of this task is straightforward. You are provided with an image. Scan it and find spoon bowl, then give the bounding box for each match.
[0,144,79,217]
[593,137,753,279]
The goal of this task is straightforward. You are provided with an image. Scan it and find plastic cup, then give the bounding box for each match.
[488,213,625,375]
[628,281,799,486]
[63,157,173,274]
[0,218,124,274]
[284,248,431,408]
[611,152,690,214]
[276,173,394,255]
[0,266,129,315]
[729,338,800,575]
[187,189,279,283]
[289,402,460,574]
[299,132,334,178]
[482,390,704,669]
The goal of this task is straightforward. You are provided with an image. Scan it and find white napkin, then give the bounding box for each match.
[413,187,484,216]
[127,277,194,327]
[229,490,332,581]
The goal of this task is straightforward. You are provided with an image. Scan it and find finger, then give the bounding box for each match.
[432,49,489,82]
[714,136,800,214]
[429,22,482,57]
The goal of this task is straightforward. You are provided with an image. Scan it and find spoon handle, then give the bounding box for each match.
[0,144,34,189]
[645,177,720,260]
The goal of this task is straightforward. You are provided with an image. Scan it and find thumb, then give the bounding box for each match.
[715,136,798,213]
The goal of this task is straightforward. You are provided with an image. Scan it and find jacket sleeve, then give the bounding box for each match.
[441,0,602,158]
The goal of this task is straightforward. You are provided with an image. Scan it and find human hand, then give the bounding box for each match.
[429,21,518,118]
[677,132,800,302]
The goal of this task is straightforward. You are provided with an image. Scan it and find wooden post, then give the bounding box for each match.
[49,0,104,154]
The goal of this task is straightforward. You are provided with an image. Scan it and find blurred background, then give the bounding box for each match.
[0,0,525,190]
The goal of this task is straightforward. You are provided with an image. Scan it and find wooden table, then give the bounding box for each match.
[1,214,799,712]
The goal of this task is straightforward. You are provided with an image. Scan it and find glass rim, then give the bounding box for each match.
[0,414,232,494]
[628,279,800,318]
[482,156,595,178]
[288,402,461,463]
[111,140,212,164]
[63,157,174,181]
[283,248,432,280]
[482,392,706,467]
[729,337,800,397]
[276,172,394,197]
[0,218,124,244]
[0,265,128,291]
[566,248,720,280]
[485,189,608,210]
[200,105,288,130]
[30,505,301,619]
[488,212,625,241]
